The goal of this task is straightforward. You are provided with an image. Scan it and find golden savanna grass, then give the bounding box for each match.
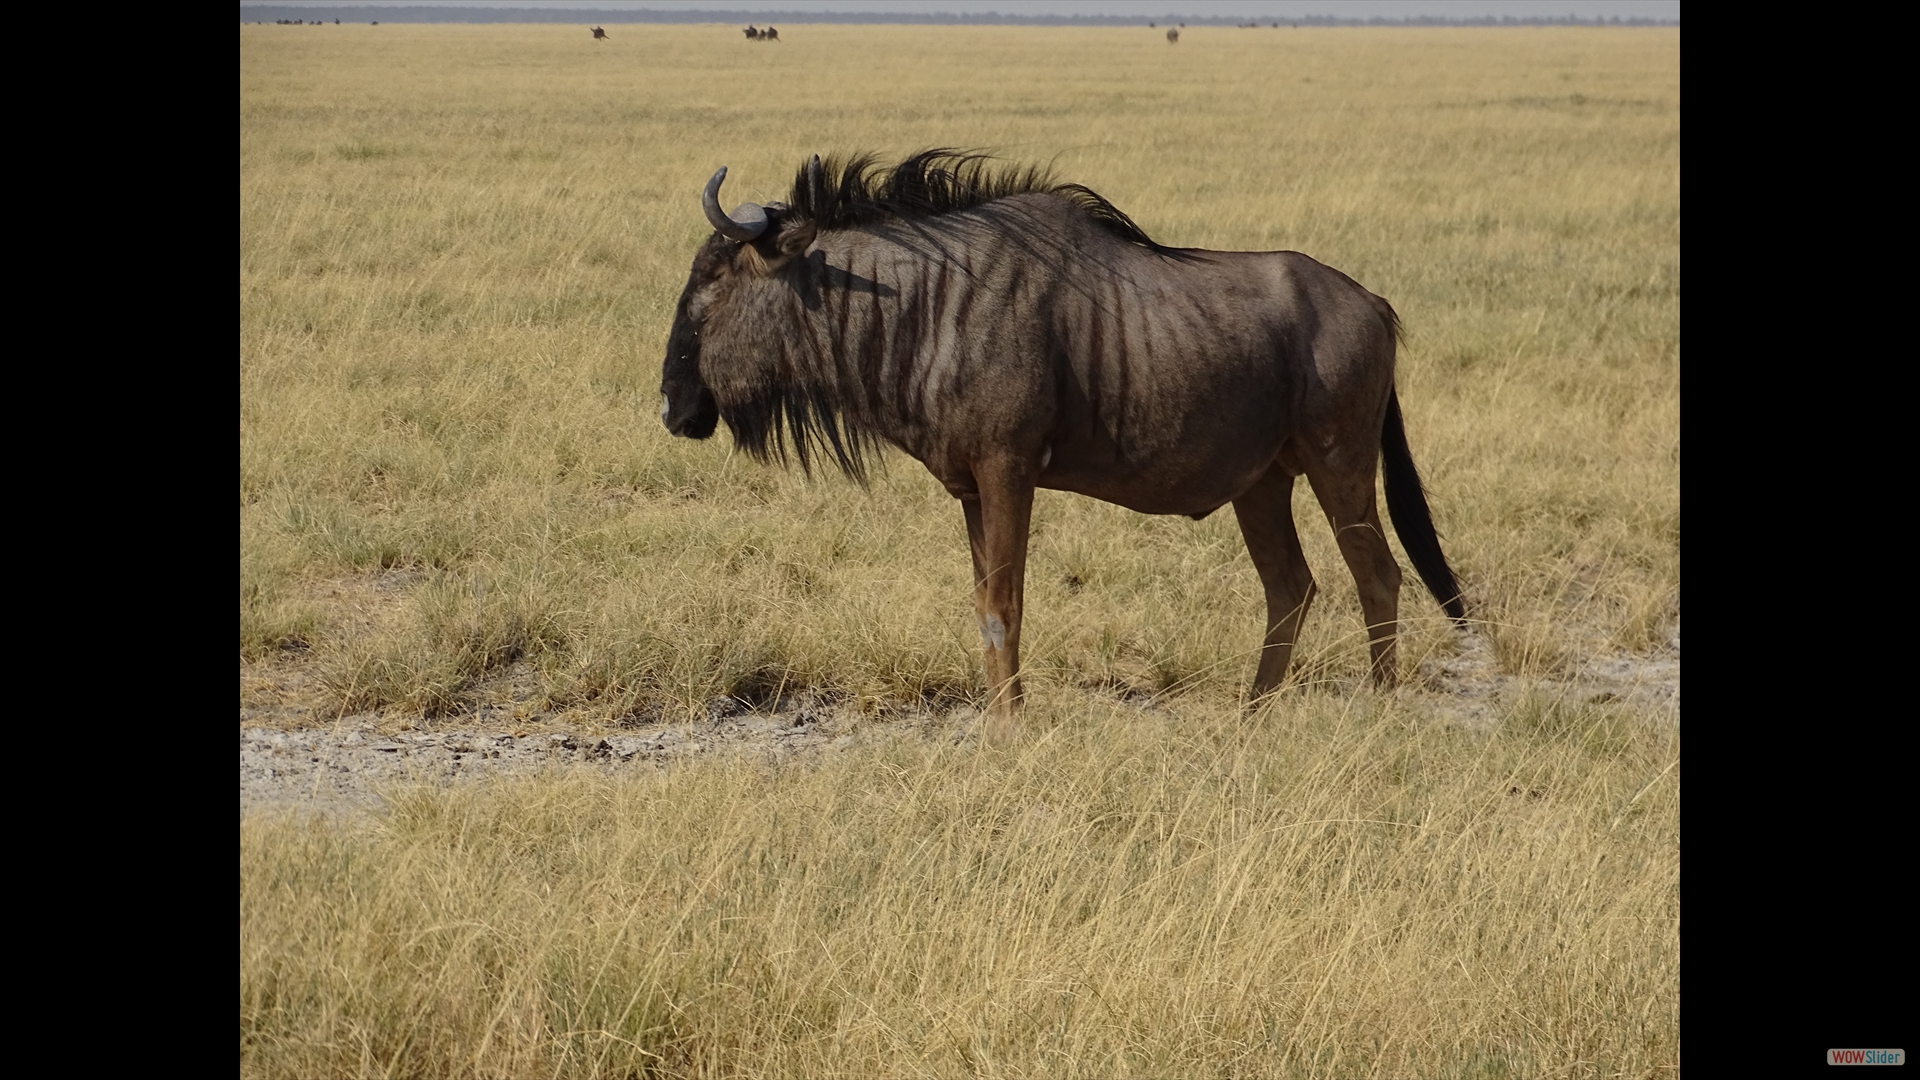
[243,694,1677,1078]
[240,23,1678,1078]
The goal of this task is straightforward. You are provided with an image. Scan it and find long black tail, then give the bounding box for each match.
[1380,389,1467,622]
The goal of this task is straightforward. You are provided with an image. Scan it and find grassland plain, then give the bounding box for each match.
[239,23,1678,1078]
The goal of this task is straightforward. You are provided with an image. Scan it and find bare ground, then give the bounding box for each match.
[241,627,1678,817]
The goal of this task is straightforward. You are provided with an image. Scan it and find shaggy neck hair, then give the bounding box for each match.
[785,149,1173,252]
[723,152,1178,482]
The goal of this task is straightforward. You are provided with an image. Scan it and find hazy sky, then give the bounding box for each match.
[265,1,1681,19]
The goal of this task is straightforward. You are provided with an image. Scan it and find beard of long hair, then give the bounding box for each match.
[716,373,880,484]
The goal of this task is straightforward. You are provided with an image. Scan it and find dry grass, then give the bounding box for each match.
[242,692,1678,1079]
[239,23,1678,1078]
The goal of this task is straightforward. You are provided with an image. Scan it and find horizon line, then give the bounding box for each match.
[239,6,1680,27]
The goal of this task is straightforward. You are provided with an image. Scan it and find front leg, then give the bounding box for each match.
[961,456,1036,742]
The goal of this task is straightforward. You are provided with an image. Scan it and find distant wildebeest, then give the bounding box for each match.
[592,26,608,40]
[660,152,1466,729]
[1167,28,1179,42]
[764,26,779,40]
[744,25,760,39]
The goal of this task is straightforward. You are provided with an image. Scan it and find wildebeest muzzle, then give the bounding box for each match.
[661,380,719,439]
[661,292,720,438]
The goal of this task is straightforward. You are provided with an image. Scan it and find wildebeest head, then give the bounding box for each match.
[659,159,825,443]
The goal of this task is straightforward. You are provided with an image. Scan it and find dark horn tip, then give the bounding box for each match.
[806,155,826,213]
[702,165,768,241]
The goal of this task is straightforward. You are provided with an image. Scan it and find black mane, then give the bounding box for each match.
[727,152,1180,484]
[788,149,1172,252]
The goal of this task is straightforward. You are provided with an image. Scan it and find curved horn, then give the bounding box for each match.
[807,154,825,214]
[702,166,768,242]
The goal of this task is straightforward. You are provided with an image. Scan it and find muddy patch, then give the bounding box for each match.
[1415,628,1680,730]
[241,695,970,818]
[242,629,1678,817]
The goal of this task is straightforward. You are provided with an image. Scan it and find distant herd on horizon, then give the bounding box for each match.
[250,20,1334,42]
[249,15,1672,32]
[255,20,1197,42]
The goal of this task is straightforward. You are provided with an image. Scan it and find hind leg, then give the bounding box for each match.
[1232,464,1317,700]
[1304,458,1404,687]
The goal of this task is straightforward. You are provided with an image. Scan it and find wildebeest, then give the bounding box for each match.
[764,26,780,40]
[1167,28,1179,42]
[660,152,1466,730]
[591,26,608,40]
[745,25,759,38]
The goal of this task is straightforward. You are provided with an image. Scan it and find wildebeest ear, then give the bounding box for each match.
[775,217,818,258]
[736,205,816,275]
[737,216,816,276]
